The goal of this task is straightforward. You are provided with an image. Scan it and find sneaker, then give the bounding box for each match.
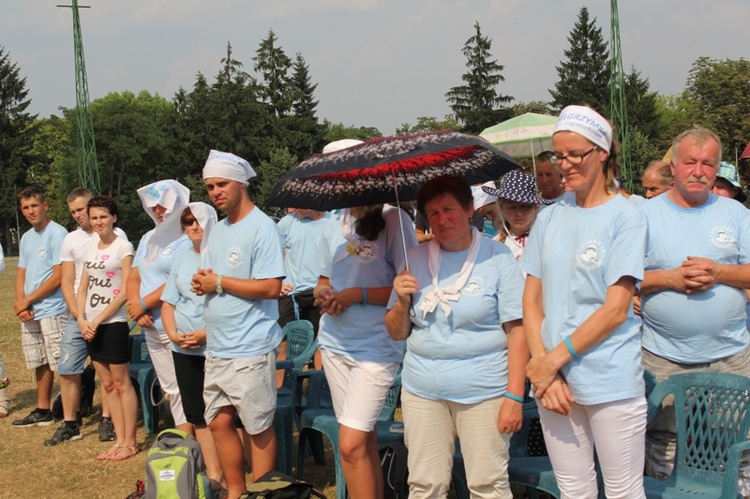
[43,422,82,446]
[99,417,116,442]
[12,408,54,427]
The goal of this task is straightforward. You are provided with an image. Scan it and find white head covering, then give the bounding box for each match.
[184,201,218,266]
[471,181,498,210]
[136,179,190,267]
[322,139,364,154]
[202,149,256,185]
[553,105,613,153]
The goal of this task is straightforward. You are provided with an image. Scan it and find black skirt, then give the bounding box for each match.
[87,321,130,364]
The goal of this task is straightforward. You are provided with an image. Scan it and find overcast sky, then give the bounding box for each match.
[3,1,749,136]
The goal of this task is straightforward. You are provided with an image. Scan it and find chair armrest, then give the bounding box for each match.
[292,339,318,370]
[722,440,750,498]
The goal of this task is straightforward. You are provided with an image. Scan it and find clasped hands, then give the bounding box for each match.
[314,286,361,316]
[191,268,218,296]
[676,256,719,294]
[527,353,575,416]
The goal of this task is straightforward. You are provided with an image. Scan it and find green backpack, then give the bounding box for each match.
[145,428,213,499]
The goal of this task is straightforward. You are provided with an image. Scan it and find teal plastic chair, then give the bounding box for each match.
[644,372,750,499]
[274,320,317,475]
[296,372,403,499]
[128,333,162,434]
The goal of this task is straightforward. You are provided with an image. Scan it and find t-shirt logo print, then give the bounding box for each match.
[226,247,244,268]
[710,226,736,249]
[463,276,484,296]
[577,240,605,270]
[38,247,47,260]
[346,237,378,263]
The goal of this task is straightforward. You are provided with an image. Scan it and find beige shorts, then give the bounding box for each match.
[21,313,68,371]
[203,351,277,435]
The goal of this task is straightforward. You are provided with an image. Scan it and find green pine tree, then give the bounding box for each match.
[0,46,37,254]
[253,29,293,118]
[549,7,610,115]
[445,22,513,134]
[291,53,319,120]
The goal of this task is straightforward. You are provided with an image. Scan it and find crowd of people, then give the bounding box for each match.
[3,104,750,499]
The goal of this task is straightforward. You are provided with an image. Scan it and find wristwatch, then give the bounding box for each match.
[216,275,224,295]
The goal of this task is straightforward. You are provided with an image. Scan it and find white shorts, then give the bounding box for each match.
[203,351,277,435]
[321,349,400,432]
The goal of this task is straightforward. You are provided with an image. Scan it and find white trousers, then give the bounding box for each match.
[538,397,646,499]
[144,328,186,426]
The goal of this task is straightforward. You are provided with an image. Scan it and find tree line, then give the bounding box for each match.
[2,8,749,254]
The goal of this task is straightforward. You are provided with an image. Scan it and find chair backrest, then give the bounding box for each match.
[378,374,402,422]
[509,402,548,459]
[130,333,152,364]
[280,320,316,389]
[649,372,750,486]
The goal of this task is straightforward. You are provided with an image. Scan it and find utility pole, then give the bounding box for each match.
[58,0,101,193]
[610,0,631,190]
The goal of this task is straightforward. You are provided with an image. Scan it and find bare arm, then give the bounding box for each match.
[497,319,528,433]
[161,301,181,344]
[385,271,417,340]
[14,265,62,314]
[527,275,636,397]
[77,268,90,333]
[61,261,78,319]
[191,269,282,300]
[126,267,147,319]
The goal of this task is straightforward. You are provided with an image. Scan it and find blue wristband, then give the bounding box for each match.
[140,297,148,311]
[361,287,368,304]
[565,335,580,359]
[504,392,524,404]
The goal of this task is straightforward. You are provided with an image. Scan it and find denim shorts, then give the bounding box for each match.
[58,316,88,375]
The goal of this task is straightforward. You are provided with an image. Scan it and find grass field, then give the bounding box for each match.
[0,257,338,498]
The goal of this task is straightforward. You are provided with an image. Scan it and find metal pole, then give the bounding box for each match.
[390,169,410,272]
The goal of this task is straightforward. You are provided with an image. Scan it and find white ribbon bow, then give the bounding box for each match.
[419,227,481,318]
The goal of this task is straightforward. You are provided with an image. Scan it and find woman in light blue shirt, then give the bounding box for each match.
[520,105,647,498]
[161,202,222,489]
[387,176,527,498]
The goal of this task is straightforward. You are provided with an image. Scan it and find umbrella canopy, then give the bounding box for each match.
[479,113,558,158]
[267,130,520,211]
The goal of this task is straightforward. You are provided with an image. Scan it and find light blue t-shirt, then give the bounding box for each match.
[317,206,417,364]
[161,250,206,356]
[520,192,647,405]
[19,221,68,319]
[391,237,524,404]
[203,208,285,359]
[133,230,192,330]
[639,194,750,363]
[278,213,329,292]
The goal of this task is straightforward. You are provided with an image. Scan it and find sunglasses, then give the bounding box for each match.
[181,217,198,227]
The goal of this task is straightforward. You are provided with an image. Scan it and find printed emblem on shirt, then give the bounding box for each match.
[226,246,244,268]
[345,237,378,264]
[577,239,605,270]
[162,245,173,256]
[710,226,736,249]
[38,247,47,260]
[463,276,485,296]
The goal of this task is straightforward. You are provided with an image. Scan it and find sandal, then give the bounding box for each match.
[96,444,121,461]
[109,445,138,461]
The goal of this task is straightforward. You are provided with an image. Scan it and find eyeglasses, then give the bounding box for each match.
[550,146,598,166]
[181,218,198,227]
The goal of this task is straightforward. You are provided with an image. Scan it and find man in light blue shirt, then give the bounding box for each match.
[639,127,750,480]
[191,150,284,499]
[13,186,69,428]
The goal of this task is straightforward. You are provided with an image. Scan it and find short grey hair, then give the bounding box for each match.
[671,126,722,165]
